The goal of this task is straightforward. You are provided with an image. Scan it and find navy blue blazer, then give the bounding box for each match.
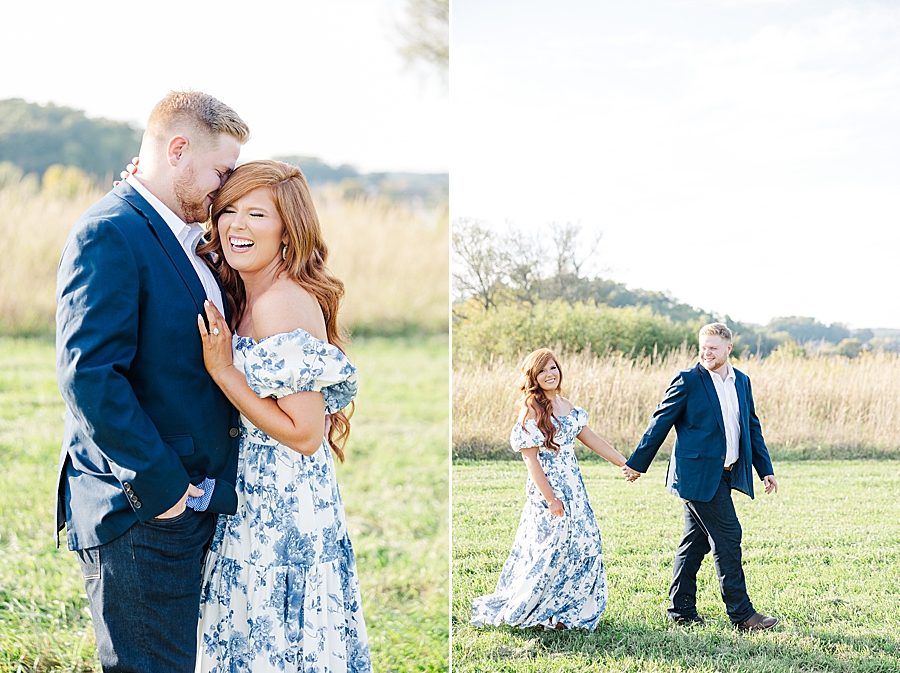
[626,362,774,503]
[56,181,239,551]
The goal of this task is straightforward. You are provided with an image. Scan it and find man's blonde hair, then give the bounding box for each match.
[146,90,250,148]
[699,322,733,343]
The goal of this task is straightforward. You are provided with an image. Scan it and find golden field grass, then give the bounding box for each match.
[0,178,448,336]
[453,347,900,460]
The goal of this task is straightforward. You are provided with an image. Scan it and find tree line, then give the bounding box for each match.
[0,99,448,207]
[0,98,141,181]
[453,218,894,359]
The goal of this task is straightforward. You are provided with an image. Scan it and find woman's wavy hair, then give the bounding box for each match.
[518,348,563,452]
[199,159,352,461]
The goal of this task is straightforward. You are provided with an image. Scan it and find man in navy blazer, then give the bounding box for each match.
[56,91,249,671]
[624,323,779,631]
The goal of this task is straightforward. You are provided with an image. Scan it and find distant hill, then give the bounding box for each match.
[0,100,447,204]
[275,155,448,207]
[0,98,141,179]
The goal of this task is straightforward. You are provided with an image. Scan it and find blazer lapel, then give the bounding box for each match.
[116,182,208,316]
[696,362,726,436]
[735,371,751,447]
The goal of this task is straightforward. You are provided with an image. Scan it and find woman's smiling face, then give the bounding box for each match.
[536,359,560,392]
[217,187,286,275]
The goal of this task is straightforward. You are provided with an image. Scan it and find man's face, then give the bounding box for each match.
[172,133,241,223]
[699,333,732,372]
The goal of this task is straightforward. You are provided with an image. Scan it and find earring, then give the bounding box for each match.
[282,245,287,261]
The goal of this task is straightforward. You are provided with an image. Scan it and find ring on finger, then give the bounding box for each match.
[212,327,220,336]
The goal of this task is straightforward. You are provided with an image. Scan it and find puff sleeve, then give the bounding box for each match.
[510,419,545,452]
[242,329,357,414]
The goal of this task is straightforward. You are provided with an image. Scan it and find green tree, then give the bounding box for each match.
[836,338,863,358]
[275,155,360,184]
[0,98,141,181]
[42,164,93,198]
[453,300,699,362]
[0,161,24,189]
[766,316,850,345]
[853,328,874,344]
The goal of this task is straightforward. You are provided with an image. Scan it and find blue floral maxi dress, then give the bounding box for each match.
[471,408,608,630]
[197,329,372,673]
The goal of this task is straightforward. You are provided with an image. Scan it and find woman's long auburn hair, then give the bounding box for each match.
[518,348,563,452]
[199,159,352,461]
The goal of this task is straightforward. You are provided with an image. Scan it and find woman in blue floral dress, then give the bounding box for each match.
[472,348,638,631]
[194,160,371,672]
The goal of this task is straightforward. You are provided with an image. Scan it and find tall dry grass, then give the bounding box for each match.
[0,178,447,337]
[315,185,448,335]
[453,348,900,460]
[0,178,103,335]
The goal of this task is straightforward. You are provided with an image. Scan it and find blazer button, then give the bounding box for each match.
[134,501,142,509]
[720,456,725,460]
[229,428,239,438]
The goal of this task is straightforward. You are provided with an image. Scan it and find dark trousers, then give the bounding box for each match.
[75,509,216,673]
[668,470,755,624]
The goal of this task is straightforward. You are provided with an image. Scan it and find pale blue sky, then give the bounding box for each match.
[1,0,447,173]
[452,0,900,328]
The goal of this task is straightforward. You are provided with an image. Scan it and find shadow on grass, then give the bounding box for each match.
[464,617,900,672]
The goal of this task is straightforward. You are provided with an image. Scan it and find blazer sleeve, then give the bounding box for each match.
[56,218,190,520]
[626,371,688,473]
[746,377,774,478]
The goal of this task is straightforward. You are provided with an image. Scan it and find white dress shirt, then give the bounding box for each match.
[708,363,741,467]
[126,175,224,314]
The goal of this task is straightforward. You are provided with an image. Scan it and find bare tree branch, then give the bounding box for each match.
[397,0,448,83]
[452,217,506,310]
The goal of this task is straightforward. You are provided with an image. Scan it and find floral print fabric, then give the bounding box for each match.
[197,329,371,672]
[471,407,608,630]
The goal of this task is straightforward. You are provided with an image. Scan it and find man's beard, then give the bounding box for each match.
[172,164,211,224]
[701,354,728,371]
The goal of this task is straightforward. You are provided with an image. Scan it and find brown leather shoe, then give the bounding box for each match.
[736,612,778,631]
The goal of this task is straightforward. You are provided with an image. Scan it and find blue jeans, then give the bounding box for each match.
[667,469,756,624]
[75,508,216,672]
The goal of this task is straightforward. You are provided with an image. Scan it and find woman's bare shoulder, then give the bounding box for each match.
[251,279,327,342]
[518,402,538,422]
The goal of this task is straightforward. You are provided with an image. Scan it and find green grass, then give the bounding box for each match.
[453,459,900,672]
[0,335,449,672]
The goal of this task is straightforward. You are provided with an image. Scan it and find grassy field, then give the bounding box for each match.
[0,336,449,672]
[453,349,900,460]
[453,460,900,672]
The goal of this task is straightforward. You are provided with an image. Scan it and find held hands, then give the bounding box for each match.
[198,300,234,379]
[548,498,565,517]
[763,474,778,494]
[622,464,642,482]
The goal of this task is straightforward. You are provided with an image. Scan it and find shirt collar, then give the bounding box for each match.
[126,174,201,248]
[703,361,735,382]
[719,362,736,382]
